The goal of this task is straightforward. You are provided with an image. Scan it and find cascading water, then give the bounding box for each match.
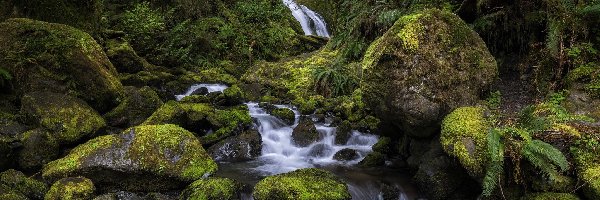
[175,83,228,101]
[282,0,330,38]
[247,103,378,175]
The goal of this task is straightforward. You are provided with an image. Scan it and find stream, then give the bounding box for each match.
[176,84,421,200]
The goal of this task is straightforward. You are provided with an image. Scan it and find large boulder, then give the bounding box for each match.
[45,177,95,200]
[253,168,351,200]
[361,9,497,138]
[20,92,106,144]
[42,124,218,191]
[17,128,60,171]
[0,18,124,113]
[180,177,241,200]
[143,101,252,145]
[208,130,262,162]
[104,86,164,128]
[291,118,321,147]
[104,38,146,74]
[440,106,491,177]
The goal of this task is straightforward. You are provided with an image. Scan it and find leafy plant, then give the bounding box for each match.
[486,90,502,109]
[119,2,167,57]
[312,64,358,97]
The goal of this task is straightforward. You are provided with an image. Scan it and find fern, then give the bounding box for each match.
[521,139,568,181]
[0,68,12,87]
[482,128,505,196]
[312,64,358,97]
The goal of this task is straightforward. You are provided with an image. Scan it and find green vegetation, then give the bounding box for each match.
[0,169,48,199]
[180,177,241,200]
[45,177,95,200]
[0,68,11,88]
[253,168,351,200]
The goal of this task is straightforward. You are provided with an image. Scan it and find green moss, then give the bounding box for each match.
[440,106,491,177]
[395,13,424,52]
[571,138,600,199]
[20,92,106,144]
[202,106,252,145]
[104,86,164,127]
[271,108,295,125]
[0,169,48,199]
[253,168,351,200]
[45,177,95,200]
[223,85,244,105]
[372,137,392,155]
[521,192,580,200]
[181,95,211,104]
[18,128,59,170]
[358,152,386,167]
[0,18,124,112]
[179,69,239,86]
[180,177,240,200]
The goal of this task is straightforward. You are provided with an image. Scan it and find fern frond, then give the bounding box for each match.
[482,129,505,196]
[522,140,569,181]
[528,140,569,172]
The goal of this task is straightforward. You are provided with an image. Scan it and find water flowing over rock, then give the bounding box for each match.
[362,9,498,138]
[42,124,218,192]
[282,0,330,38]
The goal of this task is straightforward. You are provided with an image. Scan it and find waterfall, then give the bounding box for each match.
[247,103,378,175]
[282,0,331,38]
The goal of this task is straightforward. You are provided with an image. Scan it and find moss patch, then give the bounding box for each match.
[45,177,95,200]
[441,106,491,177]
[180,177,241,200]
[253,168,351,200]
[0,169,48,199]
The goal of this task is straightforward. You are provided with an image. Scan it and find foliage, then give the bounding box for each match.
[486,91,502,109]
[312,63,358,97]
[0,67,11,88]
[119,2,167,58]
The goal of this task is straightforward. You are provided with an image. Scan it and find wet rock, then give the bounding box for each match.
[46,177,95,200]
[20,92,106,144]
[307,144,334,158]
[0,18,124,113]
[208,130,262,162]
[42,124,218,192]
[291,118,321,147]
[335,121,352,145]
[104,86,164,128]
[333,148,359,161]
[0,169,48,199]
[413,150,474,200]
[17,128,59,171]
[223,85,244,106]
[271,108,295,125]
[372,137,393,155]
[253,168,351,200]
[180,177,241,200]
[359,152,385,167]
[105,38,146,73]
[191,87,209,96]
[361,9,497,138]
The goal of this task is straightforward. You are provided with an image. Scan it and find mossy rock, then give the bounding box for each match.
[521,192,581,200]
[223,85,244,106]
[20,92,106,144]
[571,139,600,200]
[180,95,211,104]
[208,130,262,162]
[334,120,352,145]
[0,18,124,113]
[180,177,241,200]
[291,118,321,147]
[271,108,295,125]
[0,169,48,199]
[17,128,59,171]
[333,148,359,161]
[361,9,497,138]
[2,0,102,33]
[0,135,19,171]
[45,177,95,200]
[104,38,146,74]
[358,152,385,167]
[372,137,393,155]
[440,106,491,177]
[104,86,164,128]
[253,168,351,200]
[42,124,218,192]
[143,101,252,146]
[530,174,575,193]
[414,154,471,200]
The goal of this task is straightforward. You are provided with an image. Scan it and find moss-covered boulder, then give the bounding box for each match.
[271,108,295,125]
[333,148,359,161]
[571,138,600,200]
[104,86,164,128]
[0,169,48,199]
[372,137,393,155]
[208,130,262,162]
[361,9,497,138]
[180,177,241,200]
[291,118,321,147]
[143,101,252,145]
[253,168,351,200]
[358,152,385,167]
[440,106,491,177]
[45,177,95,200]
[0,18,124,112]
[334,121,352,145]
[104,38,146,74]
[42,124,218,191]
[20,92,106,144]
[223,85,244,106]
[521,192,580,200]
[17,128,59,171]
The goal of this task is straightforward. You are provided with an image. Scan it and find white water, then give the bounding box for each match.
[282,0,331,38]
[175,84,228,101]
[247,102,378,175]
